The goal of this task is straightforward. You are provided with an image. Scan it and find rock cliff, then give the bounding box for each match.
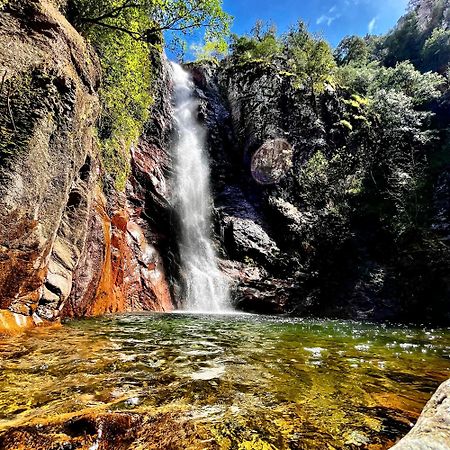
[1,1,449,331]
[187,59,450,323]
[0,0,175,333]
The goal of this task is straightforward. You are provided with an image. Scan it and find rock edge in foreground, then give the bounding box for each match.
[391,378,450,450]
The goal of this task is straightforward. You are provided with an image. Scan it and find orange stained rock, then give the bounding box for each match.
[0,310,34,334]
[88,194,174,316]
[87,199,125,317]
[111,211,129,232]
[0,309,60,335]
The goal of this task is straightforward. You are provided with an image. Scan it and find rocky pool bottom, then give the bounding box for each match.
[0,313,449,450]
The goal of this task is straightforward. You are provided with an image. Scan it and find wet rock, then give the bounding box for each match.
[64,191,174,317]
[0,1,176,331]
[392,379,450,449]
[0,411,200,450]
[221,259,300,314]
[216,186,279,266]
[0,0,100,328]
[0,310,35,334]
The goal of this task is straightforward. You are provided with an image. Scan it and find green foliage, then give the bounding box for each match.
[373,61,445,105]
[284,21,336,94]
[339,119,353,130]
[364,89,434,236]
[298,149,362,214]
[337,60,444,106]
[229,20,335,94]
[298,151,329,207]
[68,0,231,46]
[230,21,281,63]
[422,27,450,73]
[70,2,154,190]
[298,88,435,241]
[224,1,449,316]
[335,61,380,94]
[334,35,369,66]
[193,38,228,62]
[383,12,423,68]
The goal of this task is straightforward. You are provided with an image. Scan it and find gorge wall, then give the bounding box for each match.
[188,60,450,324]
[0,0,174,333]
[1,0,449,334]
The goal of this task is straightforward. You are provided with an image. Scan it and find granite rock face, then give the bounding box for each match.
[392,379,450,450]
[187,59,450,322]
[0,0,101,328]
[0,0,175,332]
[186,61,333,314]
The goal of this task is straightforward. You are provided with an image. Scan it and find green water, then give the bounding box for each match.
[0,313,449,449]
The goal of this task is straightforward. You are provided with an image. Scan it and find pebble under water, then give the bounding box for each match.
[0,313,449,449]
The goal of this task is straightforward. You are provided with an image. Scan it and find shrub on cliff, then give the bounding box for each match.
[229,20,336,96]
[337,60,445,106]
[67,0,231,190]
[192,39,229,63]
[230,20,281,64]
[422,27,450,73]
[334,35,369,66]
[283,22,336,95]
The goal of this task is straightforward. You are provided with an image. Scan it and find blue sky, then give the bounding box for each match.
[224,0,409,45]
[169,0,409,60]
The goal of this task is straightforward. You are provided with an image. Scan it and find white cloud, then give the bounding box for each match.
[316,15,333,26]
[317,11,341,26]
[368,16,377,33]
[316,3,341,27]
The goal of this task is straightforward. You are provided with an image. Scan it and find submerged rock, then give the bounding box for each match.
[0,411,200,450]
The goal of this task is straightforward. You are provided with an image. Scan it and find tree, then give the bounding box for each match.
[230,21,281,62]
[421,27,450,73]
[364,89,434,236]
[68,0,231,46]
[335,61,379,94]
[193,38,228,62]
[382,11,424,67]
[334,36,369,66]
[336,60,444,104]
[284,22,336,94]
[372,61,444,105]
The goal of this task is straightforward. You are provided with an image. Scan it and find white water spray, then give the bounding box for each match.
[170,62,230,313]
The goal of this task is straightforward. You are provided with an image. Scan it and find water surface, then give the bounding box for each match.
[0,313,449,449]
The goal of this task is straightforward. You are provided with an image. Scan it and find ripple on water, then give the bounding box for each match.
[0,313,449,449]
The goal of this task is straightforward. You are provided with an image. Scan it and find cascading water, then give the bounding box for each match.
[170,62,230,313]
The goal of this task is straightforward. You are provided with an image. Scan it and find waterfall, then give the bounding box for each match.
[170,62,230,313]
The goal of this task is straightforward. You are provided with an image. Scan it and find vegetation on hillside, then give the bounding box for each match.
[221,0,449,319]
[66,0,230,190]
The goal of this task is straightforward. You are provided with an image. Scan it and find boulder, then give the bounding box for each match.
[392,379,450,450]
